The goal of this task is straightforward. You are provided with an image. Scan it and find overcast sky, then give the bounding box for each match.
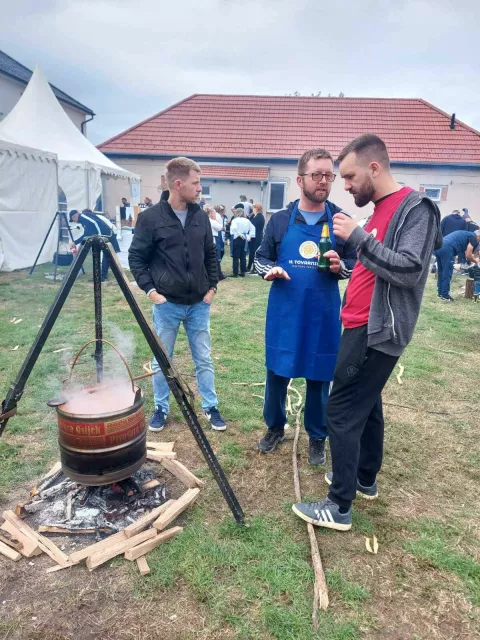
[2,0,479,144]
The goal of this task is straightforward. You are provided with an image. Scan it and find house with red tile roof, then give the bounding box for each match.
[99,94,480,220]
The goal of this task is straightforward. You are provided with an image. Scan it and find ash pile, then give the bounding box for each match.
[22,466,168,537]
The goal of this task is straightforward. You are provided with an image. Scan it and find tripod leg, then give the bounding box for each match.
[104,243,245,524]
[1,240,92,436]
[29,211,58,276]
[92,239,103,383]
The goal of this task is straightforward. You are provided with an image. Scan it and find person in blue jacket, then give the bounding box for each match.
[440,210,467,237]
[254,148,356,466]
[434,229,480,300]
[70,209,120,281]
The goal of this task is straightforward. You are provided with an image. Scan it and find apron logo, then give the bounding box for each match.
[347,365,359,377]
[299,241,318,260]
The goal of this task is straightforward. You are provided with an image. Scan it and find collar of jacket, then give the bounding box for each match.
[286,198,342,220]
[162,199,202,223]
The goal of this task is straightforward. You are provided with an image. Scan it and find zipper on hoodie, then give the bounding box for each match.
[386,197,421,339]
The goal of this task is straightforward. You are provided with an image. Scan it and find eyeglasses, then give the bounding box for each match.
[300,172,336,183]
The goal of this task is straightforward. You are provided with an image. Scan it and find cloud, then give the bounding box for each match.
[2,0,479,143]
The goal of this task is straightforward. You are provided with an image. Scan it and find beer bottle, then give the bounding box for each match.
[317,224,332,272]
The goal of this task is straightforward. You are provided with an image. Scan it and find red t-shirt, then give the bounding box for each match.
[341,187,414,329]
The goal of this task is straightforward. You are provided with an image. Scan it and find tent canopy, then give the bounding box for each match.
[0,66,139,212]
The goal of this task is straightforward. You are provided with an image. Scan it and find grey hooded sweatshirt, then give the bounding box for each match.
[347,190,443,356]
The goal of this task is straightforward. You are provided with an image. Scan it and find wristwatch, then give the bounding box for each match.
[210,287,217,293]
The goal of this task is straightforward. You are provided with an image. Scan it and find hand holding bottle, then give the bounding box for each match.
[323,250,341,273]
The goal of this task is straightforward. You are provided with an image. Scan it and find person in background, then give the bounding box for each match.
[144,197,153,208]
[440,209,467,237]
[467,256,480,302]
[254,148,356,466]
[206,205,226,281]
[70,208,120,281]
[214,204,228,279]
[234,195,253,216]
[230,208,254,277]
[292,134,442,532]
[128,157,226,432]
[247,203,266,273]
[434,229,480,301]
[198,197,206,210]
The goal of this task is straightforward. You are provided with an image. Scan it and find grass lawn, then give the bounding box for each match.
[0,258,479,639]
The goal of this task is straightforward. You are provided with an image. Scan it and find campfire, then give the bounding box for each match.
[0,441,204,576]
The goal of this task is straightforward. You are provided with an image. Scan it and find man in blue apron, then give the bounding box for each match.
[254,148,356,465]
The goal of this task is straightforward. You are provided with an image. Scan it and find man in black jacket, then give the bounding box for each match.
[129,157,226,432]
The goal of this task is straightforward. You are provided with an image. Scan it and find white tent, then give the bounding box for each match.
[0,66,139,213]
[0,139,58,271]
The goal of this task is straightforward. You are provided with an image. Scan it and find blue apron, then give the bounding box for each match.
[265,202,341,381]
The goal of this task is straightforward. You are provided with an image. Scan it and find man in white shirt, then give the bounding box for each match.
[230,209,255,277]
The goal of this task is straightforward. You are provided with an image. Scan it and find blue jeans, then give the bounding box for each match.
[263,369,329,439]
[474,281,480,295]
[434,247,455,297]
[152,300,218,414]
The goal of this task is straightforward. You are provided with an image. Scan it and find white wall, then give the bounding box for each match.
[0,74,89,134]
[104,155,480,223]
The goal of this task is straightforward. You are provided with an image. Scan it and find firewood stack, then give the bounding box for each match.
[0,441,204,576]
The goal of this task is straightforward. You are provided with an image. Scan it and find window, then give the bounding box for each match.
[268,182,286,211]
[419,185,448,202]
[201,184,212,198]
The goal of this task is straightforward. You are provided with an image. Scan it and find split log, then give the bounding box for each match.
[136,556,150,576]
[30,462,62,497]
[146,441,175,452]
[153,488,200,532]
[86,528,157,570]
[0,540,22,562]
[465,278,474,299]
[141,479,160,492]
[38,525,111,535]
[125,526,182,561]
[2,511,70,566]
[1,521,42,557]
[124,500,174,539]
[146,451,177,462]
[160,458,205,489]
[69,530,127,564]
[0,532,23,552]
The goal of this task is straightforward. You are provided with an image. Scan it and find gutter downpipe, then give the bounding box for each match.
[81,114,95,136]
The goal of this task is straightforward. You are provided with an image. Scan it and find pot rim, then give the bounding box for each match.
[56,385,144,421]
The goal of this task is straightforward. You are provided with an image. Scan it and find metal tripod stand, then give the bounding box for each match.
[29,210,85,282]
[1,236,245,525]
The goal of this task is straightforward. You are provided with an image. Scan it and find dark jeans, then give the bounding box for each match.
[101,255,110,281]
[434,247,455,297]
[215,235,225,278]
[326,325,398,511]
[263,369,329,439]
[232,237,246,275]
[247,240,257,271]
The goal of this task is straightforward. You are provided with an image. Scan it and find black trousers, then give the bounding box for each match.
[326,325,399,510]
[232,237,247,275]
[247,239,257,271]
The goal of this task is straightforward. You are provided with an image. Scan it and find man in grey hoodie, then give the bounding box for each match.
[292,134,442,531]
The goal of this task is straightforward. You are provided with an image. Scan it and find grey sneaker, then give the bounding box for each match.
[325,471,378,500]
[292,497,352,531]
[257,430,284,453]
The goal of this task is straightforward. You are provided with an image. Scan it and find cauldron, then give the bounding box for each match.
[48,340,146,485]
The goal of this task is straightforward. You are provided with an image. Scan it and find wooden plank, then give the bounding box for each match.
[136,556,150,576]
[69,530,127,564]
[147,451,177,462]
[141,479,160,492]
[30,461,62,496]
[146,441,175,452]
[161,458,205,489]
[0,532,23,552]
[0,540,22,562]
[125,526,183,561]
[2,511,69,567]
[38,525,111,535]
[86,528,157,571]
[46,562,75,573]
[153,488,200,532]
[1,521,42,557]
[124,500,174,539]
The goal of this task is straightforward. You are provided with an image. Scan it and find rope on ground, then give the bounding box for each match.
[384,401,474,416]
[291,390,329,624]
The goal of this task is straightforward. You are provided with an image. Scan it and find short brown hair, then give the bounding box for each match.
[298,149,333,175]
[253,202,263,213]
[165,157,201,189]
[337,134,390,169]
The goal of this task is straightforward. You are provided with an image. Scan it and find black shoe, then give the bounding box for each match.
[239,273,246,277]
[149,408,167,432]
[232,274,239,278]
[257,430,284,453]
[324,471,378,500]
[308,437,326,465]
[439,295,454,302]
[218,274,228,281]
[203,407,227,431]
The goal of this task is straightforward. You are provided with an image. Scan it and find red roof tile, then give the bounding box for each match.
[98,95,480,165]
[200,165,269,180]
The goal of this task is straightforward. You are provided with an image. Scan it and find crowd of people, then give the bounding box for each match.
[127,134,453,533]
